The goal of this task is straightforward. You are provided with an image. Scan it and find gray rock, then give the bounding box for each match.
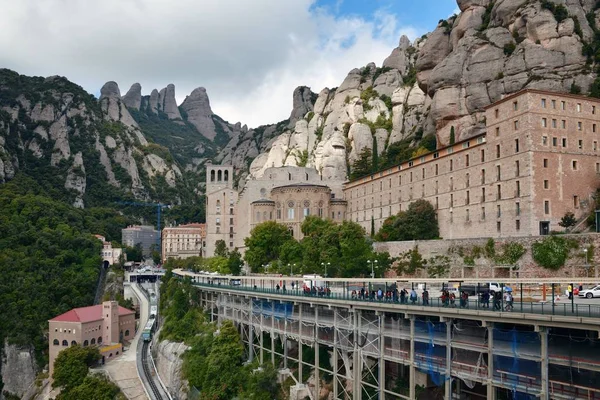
[149,89,160,114]
[122,83,142,110]
[99,81,121,99]
[416,26,452,92]
[288,86,315,126]
[161,84,182,120]
[0,341,37,399]
[382,35,412,74]
[180,87,217,141]
[65,152,86,208]
[457,0,491,12]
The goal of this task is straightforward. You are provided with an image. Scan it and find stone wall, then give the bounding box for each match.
[375,233,600,279]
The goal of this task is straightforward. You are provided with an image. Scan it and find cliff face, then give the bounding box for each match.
[0,341,37,400]
[235,0,600,182]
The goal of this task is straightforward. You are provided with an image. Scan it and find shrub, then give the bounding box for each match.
[532,236,577,270]
[504,42,516,55]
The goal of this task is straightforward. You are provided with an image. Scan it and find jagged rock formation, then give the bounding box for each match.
[0,341,38,400]
[180,87,217,140]
[0,70,186,207]
[288,86,316,127]
[122,83,142,110]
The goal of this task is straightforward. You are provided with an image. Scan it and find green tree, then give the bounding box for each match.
[239,363,280,400]
[449,126,456,145]
[559,211,577,231]
[350,147,373,180]
[395,246,426,275]
[52,346,101,391]
[214,239,229,257]
[56,375,123,400]
[201,321,245,400]
[227,248,244,275]
[244,221,294,272]
[376,199,439,241]
[125,243,143,262]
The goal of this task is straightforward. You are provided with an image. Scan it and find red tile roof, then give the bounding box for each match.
[49,304,134,323]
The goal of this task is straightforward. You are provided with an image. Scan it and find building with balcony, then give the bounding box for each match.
[161,223,206,262]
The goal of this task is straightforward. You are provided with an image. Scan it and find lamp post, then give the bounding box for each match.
[584,248,590,277]
[367,259,378,279]
[321,262,330,278]
[288,263,296,276]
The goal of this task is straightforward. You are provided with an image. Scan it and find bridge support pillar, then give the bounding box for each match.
[352,309,362,400]
[260,312,264,364]
[540,327,548,399]
[333,309,338,399]
[249,324,254,363]
[283,336,288,369]
[409,315,415,400]
[379,312,385,397]
[487,323,495,400]
[271,330,275,365]
[314,306,320,399]
[298,304,303,384]
[445,319,452,399]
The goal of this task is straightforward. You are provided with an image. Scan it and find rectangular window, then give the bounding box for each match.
[542,118,547,127]
[515,139,519,153]
[579,139,583,150]
[435,180,438,194]
[544,180,549,189]
[516,202,520,216]
[544,200,550,214]
[497,221,501,232]
[303,208,310,217]
[277,209,282,219]
[496,145,501,158]
[482,187,486,202]
[422,168,425,179]
[572,160,578,170]
[574,195,579,208]
[450,194,454,207]
[466,209,470,222]
[552,99,556,109]
[448,147,454,154]
[462,141,471,149]
[562,120,566,129]
[541,98,546,108]
[495,108,499,118]
[543,158,548,168]
[435,197,439,210]
[594,124,597,133]
[288,208,295,220]
[497,184,501,200]
[561,101,566,110]
[465,154,470,167]
[542,136,548,145]
[466,190,470,205]
[450,159,453,171]
[435,164,439,175]
[516,220,521,231]
[481,169,486,184]
[515,160,520,176]
[562,138,567,147]
[481,149,485,162]
[513,101,518,111]
[410,172,413,182]
[495,127,500,137]
[466,173,470,187]
[496,165,501,181]
[497,205,502,218]
[514,120,519,130]
[577,103,582,112]
[552,119,557,128]
[578,121,583,131]
[481,206,486,220]
[433,152,439,159]
[552,137,557,146]
[593,105,596,114]
[516,181,521,197]
[450,177,454,191]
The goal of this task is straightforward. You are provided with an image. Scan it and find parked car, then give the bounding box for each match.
[578,285,600,299]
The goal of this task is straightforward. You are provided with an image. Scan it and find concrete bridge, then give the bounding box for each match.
[174,270,600,400]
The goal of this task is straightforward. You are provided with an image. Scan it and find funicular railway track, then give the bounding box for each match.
[141,341,163,400]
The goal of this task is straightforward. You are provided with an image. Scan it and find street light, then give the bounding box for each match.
[288,263,296,276]
[367,259,378,279]
[321,262,330,277]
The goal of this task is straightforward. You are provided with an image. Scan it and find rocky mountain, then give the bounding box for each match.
[229,0,600,183]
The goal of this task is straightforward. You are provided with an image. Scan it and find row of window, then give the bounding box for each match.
[254,208,345,222]
[496,98,598,116]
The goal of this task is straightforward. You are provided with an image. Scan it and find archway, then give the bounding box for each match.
[103,260,110,269]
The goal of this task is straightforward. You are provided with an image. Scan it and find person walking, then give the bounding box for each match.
[410,288,418,304]
[422,290,429,306]
[400,289,406,304]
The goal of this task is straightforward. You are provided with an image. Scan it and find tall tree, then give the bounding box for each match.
[52,346,101,391]
[376,199,439,241]
[244,221,294,272]
[214,239,228,257]
[350,147,373,180]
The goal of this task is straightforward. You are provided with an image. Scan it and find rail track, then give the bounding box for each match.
[141,340,163,400]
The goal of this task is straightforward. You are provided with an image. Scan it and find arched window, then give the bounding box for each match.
[125,330,130,337]
[71,340,77,346]
[62,340,68,346]
[224,170,229,181]
[91,338,96,345]
[53,339,59,346]
[109,353,113,357]
[210,170,215,182]
[98,337,103,344]
[83,340,89,347]
[116,351,119,355]
[217,170,222,181]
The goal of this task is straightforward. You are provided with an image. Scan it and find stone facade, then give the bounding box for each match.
[204,164,237,257]
[345,89,600,239]
[94,234,124,266]
[161,223,206,262]
[48,301,135,376]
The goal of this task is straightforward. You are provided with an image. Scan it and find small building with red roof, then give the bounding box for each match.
[48,301,136,376]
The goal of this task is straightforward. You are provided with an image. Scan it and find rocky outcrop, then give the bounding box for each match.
[99,81,140,129]
[180,87,217,140]
[122,83,142,110]
[288,86,315,127]
[154,340,189,400]
[158,84,182,120]
[0,341,38,400]
[64,152,86,208]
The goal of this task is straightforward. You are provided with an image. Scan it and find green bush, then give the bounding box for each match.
[494,242,526,264]
[532,236,577,270]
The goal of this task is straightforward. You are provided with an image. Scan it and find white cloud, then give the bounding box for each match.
[0,0,419,128]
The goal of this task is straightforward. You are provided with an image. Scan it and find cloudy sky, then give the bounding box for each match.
[0,0,457,128]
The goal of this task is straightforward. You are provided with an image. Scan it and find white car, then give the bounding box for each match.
[578,285,600,299]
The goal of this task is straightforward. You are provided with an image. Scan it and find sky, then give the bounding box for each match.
[0,0,458,128]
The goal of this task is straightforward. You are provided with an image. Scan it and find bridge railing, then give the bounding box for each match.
[193,282,600,319]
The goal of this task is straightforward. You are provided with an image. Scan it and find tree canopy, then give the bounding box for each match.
[376,199,439,241]
[244,221,295,272]
[52,345,101,391]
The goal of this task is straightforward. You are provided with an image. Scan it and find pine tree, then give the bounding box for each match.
[449,126,456,145]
